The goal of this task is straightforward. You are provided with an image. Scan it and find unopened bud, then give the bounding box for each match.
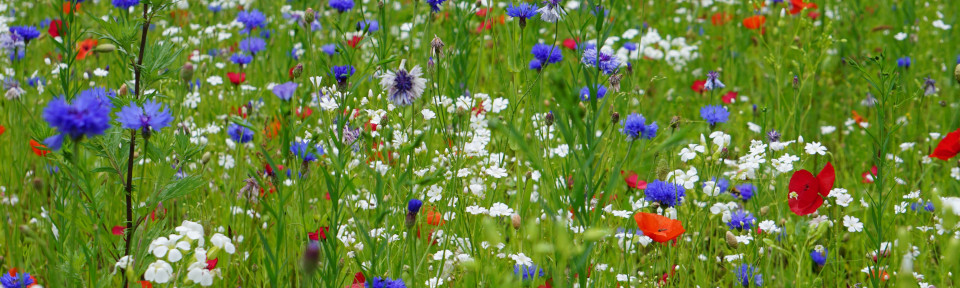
[118,83,129,97]
[954,63,960,84]
[725,231,739,248]
[544,112,555,126]
[303,8,316,24]
[181,62,195,83]
[405,212,417,229]
[511,214,521,230]
[518,18,527,29]
[670,116,681,129]
[610,112,620,123]
[291,63,304,79]
[760,206,769,217]
[303,241,320,274]
[431,35,445,58]
[202,152,212,164]
[95,43,116,53]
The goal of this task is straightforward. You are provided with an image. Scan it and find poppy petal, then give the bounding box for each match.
[788,169,823,215]
[931,128,960,160]
[817,162,835,196]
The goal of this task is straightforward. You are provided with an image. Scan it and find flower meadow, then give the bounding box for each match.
[2,0,960,287]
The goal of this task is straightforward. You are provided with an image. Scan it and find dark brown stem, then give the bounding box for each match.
[122,4,151,288]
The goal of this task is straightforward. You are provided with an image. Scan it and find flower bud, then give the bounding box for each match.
[95,43,116,53]
[431,35,445,58]
[759,206,769,217]
[405,212,417,229]
[725,231,739,248]
[181,62,195,83]
[608,73,622,93]
[670,116,681,129]
[291,63,304,80]
[511,214,521,230]
[544,112,555,126]
[118,83,129,97]
[610,112,620,124]
[202,152,212,164]
[955,63,960,84]
[303,241,320,274]
[304,8,316,25]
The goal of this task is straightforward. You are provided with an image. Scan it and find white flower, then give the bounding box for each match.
[187,266,216,286]
[709,131,731,151]
[759,220,780,234]
[206,75,223,86]
[425,277,444,288]
[210,233,236,254]
[144,260,174,283]
[485,166,508,178]
[422,109,436,120]
[666,167,699,189]
[536,1,566,23]
[489,202,514,217]
[894,32,907,41]
[678,144,705,162]
[510,253,533,266]
[843,216,863,232]
[176,220,206,244]
[149,234,190,262]
[804,142,828,155]
[702,181,721,197]
[114,255,134,272]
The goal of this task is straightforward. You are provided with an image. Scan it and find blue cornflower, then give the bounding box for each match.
[514,264,544,280]
[506,3,539,28]
[0,270,35,288]
[112,0,140,8]
[622,42,637,51]
[42,88,113,150]
[379,61,427,107]
[208,4,223,13]
[239,37,267,55]
[644,180,685,207]
[579,84,607,101]
[734,264,762,287]
[620,112,658,140]
[310,20,323,31]
[366,276,406,288]
[766,130,781,142]
[426,0,447,12]
[290,141,319,162]
[727,210,755,230]
[734,183,756,201]
[357,20,379,32]
[331,65,356,85]
[529,43,562,70]
[289,46,304,60]
[329,0,355,12]
[272,82,299,101]
[923,77,937,96]
[237,9,267,33]
[704,71,725,91]
[810,245,828,266]
[10,26,41,43]
[700,105,730,126]
[705,177,730,193]
[230,53,252,65]
[910,201,935,212]
[581,47,620,74]
[321,44,337,56]
[408,199,423,214]
[528,59,543,70]
[27,77,45,87]
[897,56,911,69]
[227,123,254,143]
[116,100,173,135]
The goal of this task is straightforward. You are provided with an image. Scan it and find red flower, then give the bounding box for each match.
[711,12,732,26]
[206,258,219,270]
[787,162,835,215]
[722,91,738,104]
[691,80,706,94]
[931,128,960,160]
[227,72,246,85]
[308,227,329,241]
[861,165,877,183]
[475,8,490,17]
[49,20,64,38]
[743,15,766,30]
[353,272,366,284]
[112,225,126,236]
[296,106,313,119]
[139,281,153,288]
[347,36,363,48]
[0,125,5,136]
[30,139,50,156]
[621,170,647,190]
[633,212,685,243]
[76,39,98,60]
[789,0,818,15]
[562,38,578,50]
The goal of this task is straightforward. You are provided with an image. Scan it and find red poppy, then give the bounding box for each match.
[562,38,578,50]
[633,212,685,243]
[861,165,877,183]
[263,118,281,139]
[227,72,246,85]
[296,106,313,119]
[851,110,865,126]
[308,227,329,241]
[475,8,490,17]
[787,162,835,215]
[76,39,98,60]
[288,66,296,80]
[0,125,5,136]
[63,2,81,14]
[30,139,50,156]
[621,170,647,190]
[722,91,738,104]
[140,281,153,288]
[112,225,126,236]
[931,128,960,160]
[743,15,766,30]
[353,272,366,284]
[691,80,706,94]
[426,210,445,226]
[49,20,64,38]
[347,36,363,48]
[789,0,817,15]
[711,12,732,26]
[206,258,218,270]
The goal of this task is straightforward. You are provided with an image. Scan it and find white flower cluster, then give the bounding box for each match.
[122,220,238,286]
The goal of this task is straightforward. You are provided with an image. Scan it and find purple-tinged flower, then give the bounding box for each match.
[506,3,539,28]
[923,77,937,96]
[10,26,40,43]
[378,60,427,106]
[42,88,113,150]
[407,199,423,214]
[237,10,266,33]
[536,0,566,23]
[331,65,356,85]
[529,43,562,70]
[514,264,544,280]
[810,245,828,266]
[357,20,379,32]
[329,0,355,12]
[227,123,254,143]
[733,183,756,202]
[116,100,173,136]
[230,53,252,65]
[581,47,620,74]
[622,42,637,51]
[734,264,762,287]
[700,105,730,126]
[425,0,447,12]
[579,84,607,101]
[290,140,319,162]
[620,112,658,140]
[766,130,781,142]
[704,71,725,91]
[239,37,267,55]
[112,0,140,9]
[321,44,337,56]
[727,210,755,230]
[644,180,685,207]
[0,270,35,288]
[366,276,406,288]
[272,82,299,101]
[896,56,911,69]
